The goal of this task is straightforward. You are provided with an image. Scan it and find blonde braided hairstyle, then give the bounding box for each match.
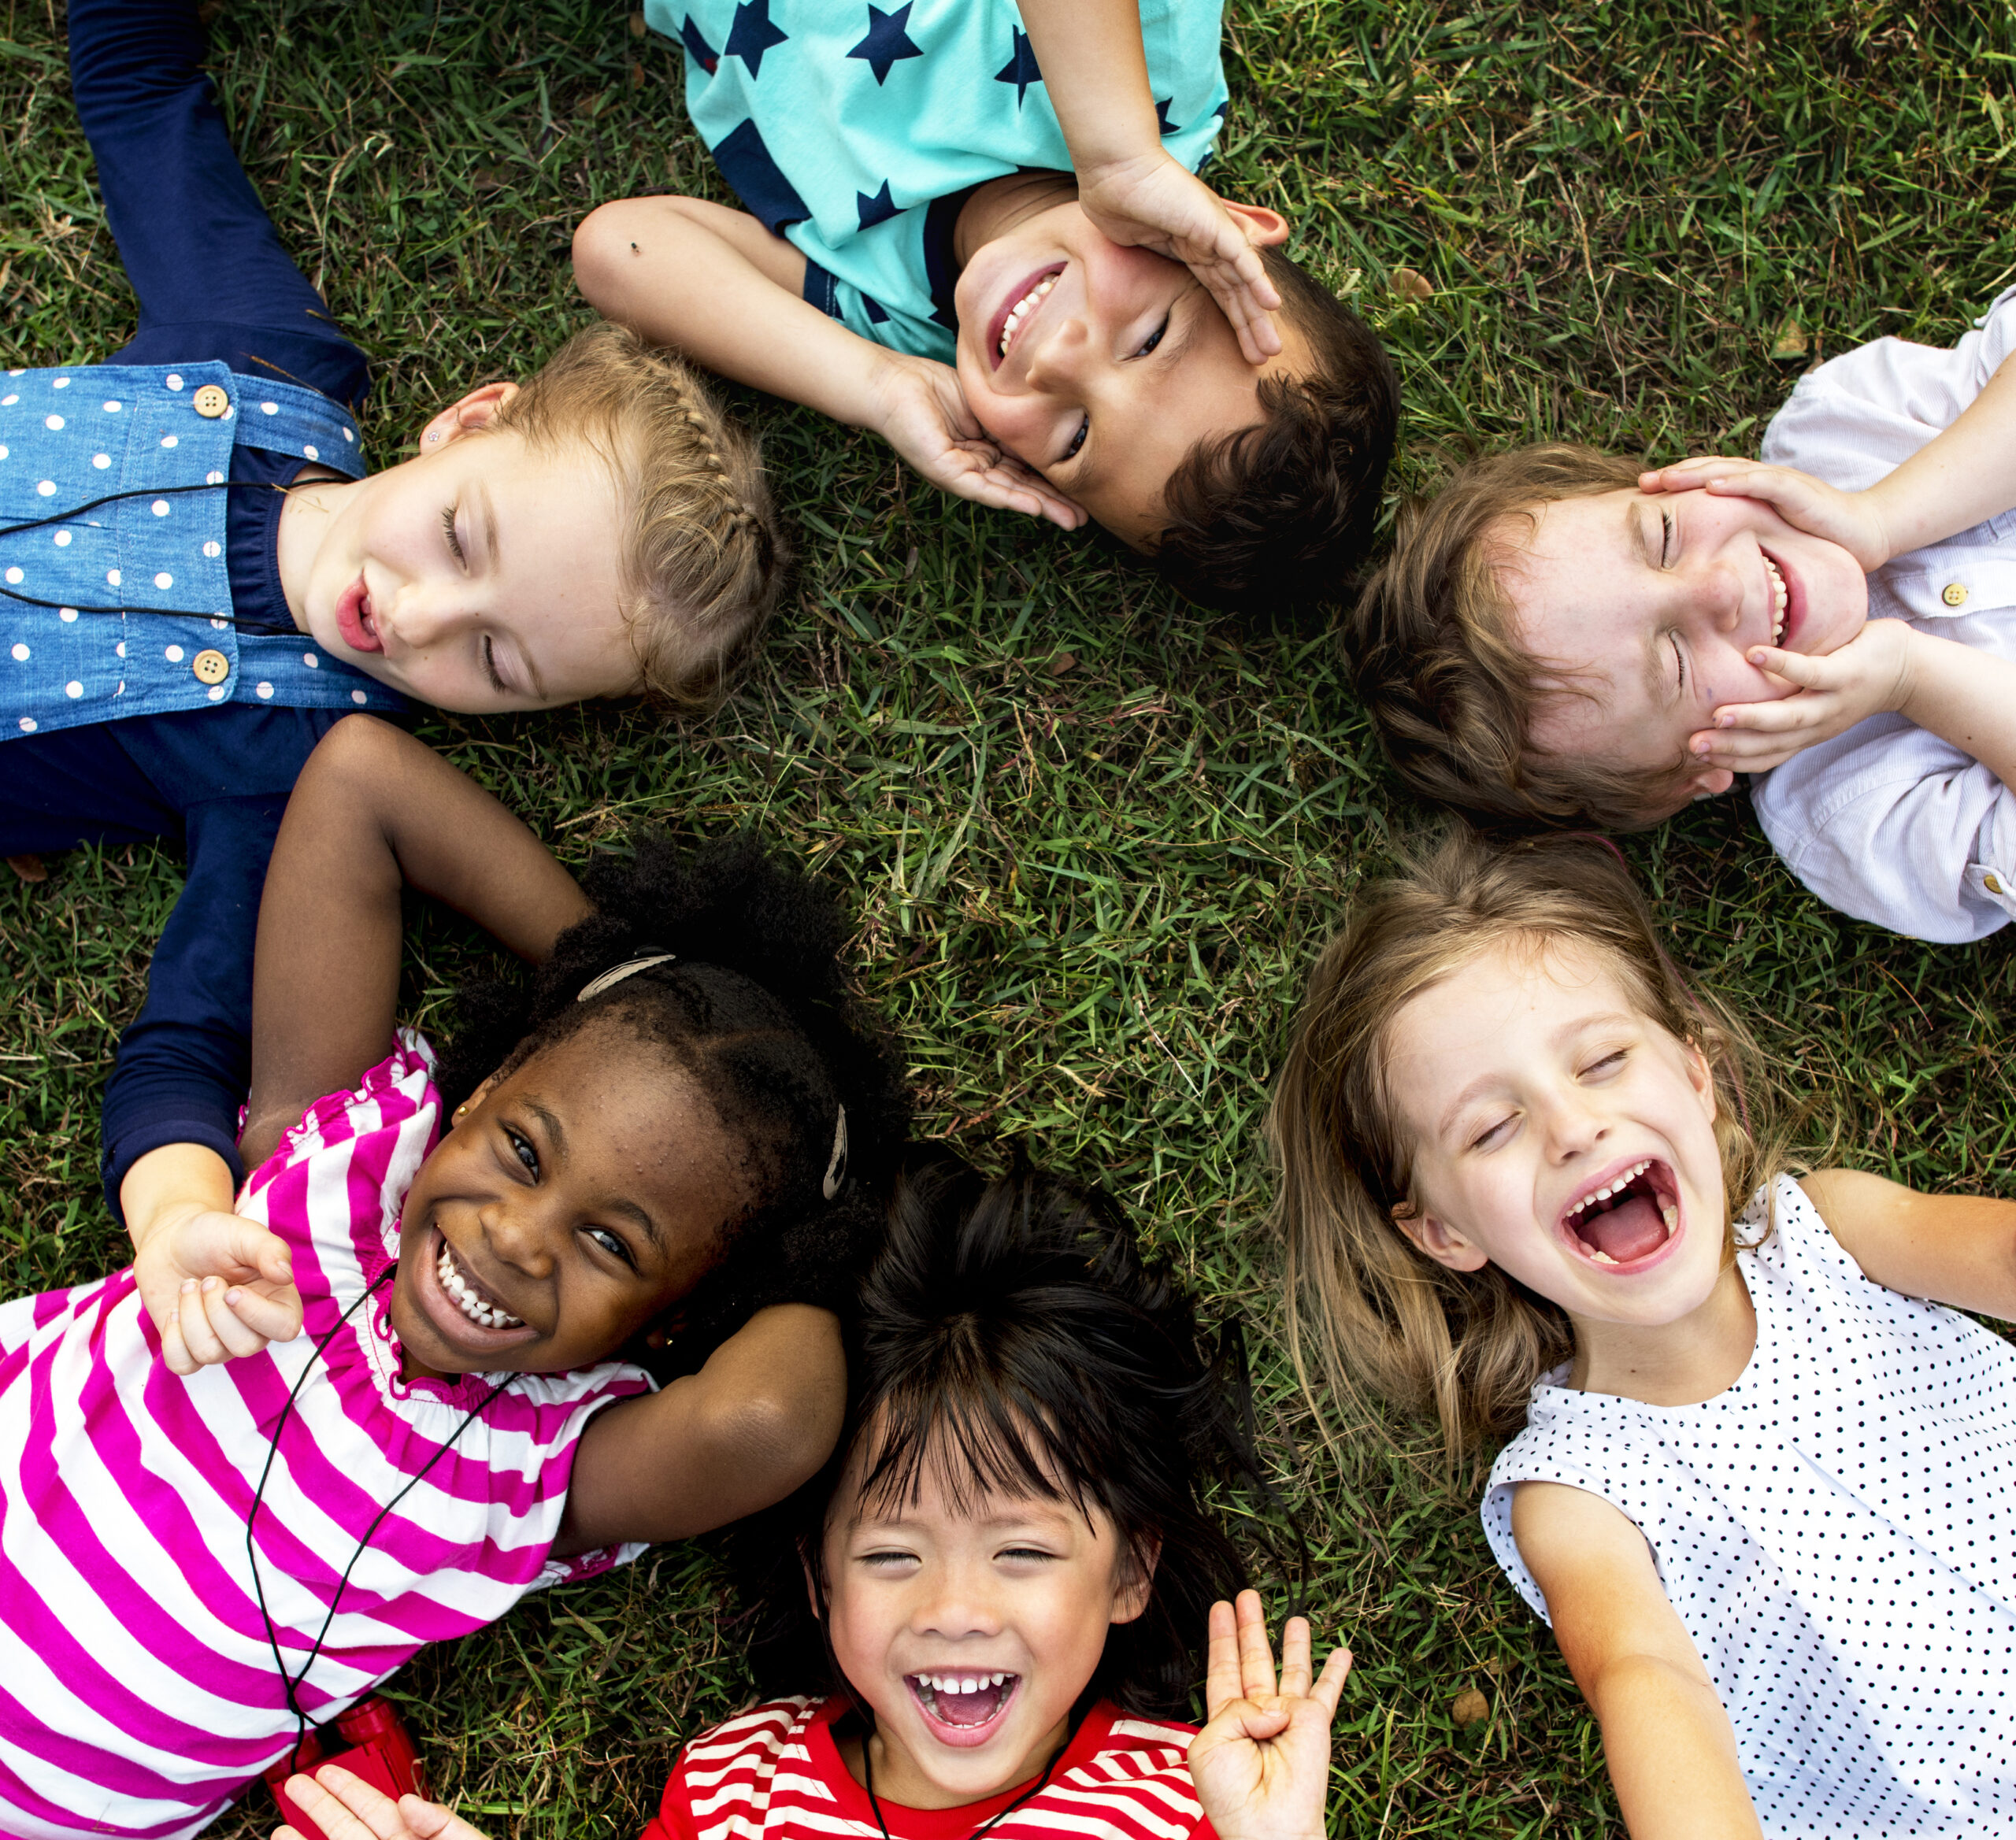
[489,322,786,714]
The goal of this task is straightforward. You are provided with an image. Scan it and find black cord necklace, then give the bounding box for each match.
[245,1265,508,1772]
[0,478,299,630]
[858,1723,1065,1840]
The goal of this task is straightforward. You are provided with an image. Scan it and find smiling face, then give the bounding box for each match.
[1500,487,1870,805]
[389,1021,747,1379]
[1381,936,1730,1334]
[951,198,1309,545]
[817,1437,1151,1810]
[276,388,640,713]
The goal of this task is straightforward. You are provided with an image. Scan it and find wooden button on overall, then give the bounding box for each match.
[1942,582,1969,607]
[191,648,230,684]
[192,383,231,419]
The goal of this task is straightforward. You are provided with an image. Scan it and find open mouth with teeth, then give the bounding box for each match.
[1761,551,1790,646]
[906,1670,1020,1740]
[435,1231,524,1331]
[1560,1159,1681,1268]
[990,266,1064,366]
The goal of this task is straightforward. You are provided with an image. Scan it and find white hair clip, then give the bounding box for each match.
[576,952,678,1003]
[821,1104,850,1201]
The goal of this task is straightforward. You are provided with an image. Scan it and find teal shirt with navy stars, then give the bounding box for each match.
[646,0,1232,362]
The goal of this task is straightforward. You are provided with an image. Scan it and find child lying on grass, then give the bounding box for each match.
[2,0,782,1235]
[276,1157,1351,1840]
[0,715,908,1838]
[574,0,1398,610]
[1347,287,2016,942]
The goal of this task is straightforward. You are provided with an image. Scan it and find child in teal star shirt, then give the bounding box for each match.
[576,0,1399,612]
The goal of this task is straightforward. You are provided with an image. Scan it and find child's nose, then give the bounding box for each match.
[913,1568,1003,1638]
[1540,1089,1608,1161]
[480,1197,560,1279]
[1022,313,1093,393]
[384,587,474,653]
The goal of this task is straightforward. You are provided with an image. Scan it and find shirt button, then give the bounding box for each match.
[192,383,231,419]
[192,648,231,685]
[1987,873,2005,896]
[1942,582,1968,606]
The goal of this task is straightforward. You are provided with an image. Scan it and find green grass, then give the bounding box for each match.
[6,0,2016,1833]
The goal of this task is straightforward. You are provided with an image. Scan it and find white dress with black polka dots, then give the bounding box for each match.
[1483,1176,2016,1834]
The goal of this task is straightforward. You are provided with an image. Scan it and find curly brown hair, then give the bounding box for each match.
[1344,443,1698,828]
[488,321,788,715]
[1151,247,1399,613]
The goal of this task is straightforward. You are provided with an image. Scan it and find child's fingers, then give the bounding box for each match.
[282,1765,402,1840]
[1276,1614,1314,1701]
[1203,1598,1243,1720]
[195,1278,283,1361]
[1310,1646,1353,1720]
[398,1794,491,1840]
[174,1279,232,1367]
[1233,1588,1278,1701]
[1637,456,1751,494]
[1740,644,1829,687]
[227,1216,294,1290]
[220,1281,304,1346]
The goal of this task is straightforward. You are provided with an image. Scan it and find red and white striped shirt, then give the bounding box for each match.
[0,1037,652,1840]
[639,1697,1217,1840]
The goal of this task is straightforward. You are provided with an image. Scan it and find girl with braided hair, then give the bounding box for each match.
[0,716,906,1840]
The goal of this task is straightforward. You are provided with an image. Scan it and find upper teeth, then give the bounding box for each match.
[1763,553,1788,642]
[437,1241,523,1330]
[999,276,1056,355]
[918,1672,1010,1694]
[1565,1160,1653,1219]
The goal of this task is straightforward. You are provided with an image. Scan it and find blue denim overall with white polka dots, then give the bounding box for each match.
[0,360,402,737]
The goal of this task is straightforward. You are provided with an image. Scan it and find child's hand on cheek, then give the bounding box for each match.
[1077,153,1284,365]
[1188,1590,1351,1840]
[275,1764,491,1840]
[1689,619,1921,775]
[865,351,1088,530]
[1639,457,1895,572]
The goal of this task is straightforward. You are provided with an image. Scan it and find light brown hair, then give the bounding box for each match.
[1344,444,1695,829]
[1267,828,1784,1457]
[490,322,786,714]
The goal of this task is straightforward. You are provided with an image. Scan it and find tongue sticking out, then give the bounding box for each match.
[1581,1192,1668,1264]
[925,1679,1010,1728]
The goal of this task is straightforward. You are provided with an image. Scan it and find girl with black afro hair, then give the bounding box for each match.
[50,716,907,1833]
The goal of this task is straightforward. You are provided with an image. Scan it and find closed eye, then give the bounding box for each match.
[1581,1049,1629,1079]
[483,634,508,694]
[1469,1113,1517,1152]
[442,503,467,565]
[1671,631,1685,694]
[997,1545,1059,1564]
[1660,508,1674,565]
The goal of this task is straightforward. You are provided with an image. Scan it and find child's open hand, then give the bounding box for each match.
[134,1201,303,1375]
[1077,153,1284,365]
[1639,457,1894,572]
[274,1764,490,1840]
[865,350,1088,530]
[1688,618,1919,775]
[1187,1590,1351,1840]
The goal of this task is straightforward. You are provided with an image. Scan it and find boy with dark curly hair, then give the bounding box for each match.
[574,0,1399,611]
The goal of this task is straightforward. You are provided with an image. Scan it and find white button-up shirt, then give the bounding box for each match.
[1750,285,2016,942]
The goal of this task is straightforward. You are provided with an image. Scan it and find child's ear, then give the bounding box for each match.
[1110,1534,1161,1626]
[1681,1039,1718,1125]
[417,380,521,454]
[802,1552,823,1622]
[1220,202,1290,249]
[449,1072,502,1129]
[1392,1206,1491,1273]
[1685,766,1737,801]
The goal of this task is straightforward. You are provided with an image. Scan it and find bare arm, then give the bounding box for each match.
[554,1301,847,1551]
[1799,1168,2016,1320]
[1010,0,1281,359]
[241,715,591,1167]
[1514,1482,1762,1840]
[573,195,1082,526]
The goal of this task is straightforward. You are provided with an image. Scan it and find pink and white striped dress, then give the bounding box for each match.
[0,1037,654,1839]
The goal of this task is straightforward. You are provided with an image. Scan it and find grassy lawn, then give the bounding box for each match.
[6,0,2016,1833]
